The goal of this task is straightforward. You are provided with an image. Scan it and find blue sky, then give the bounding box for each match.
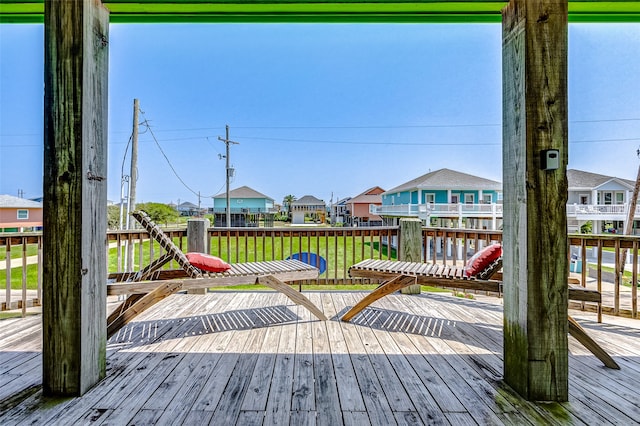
[1,23,639,207]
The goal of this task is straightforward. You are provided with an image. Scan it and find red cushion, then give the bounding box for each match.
[464,244,502,277]
[185,252,231,273]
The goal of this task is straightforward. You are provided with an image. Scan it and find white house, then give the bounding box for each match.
[567,169,639,234]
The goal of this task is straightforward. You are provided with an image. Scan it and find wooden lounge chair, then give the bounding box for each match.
[106,211,327,338]
[344,259,619,370]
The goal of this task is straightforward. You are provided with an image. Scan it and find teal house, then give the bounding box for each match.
[213,186,275,213]
[374,168,503,230]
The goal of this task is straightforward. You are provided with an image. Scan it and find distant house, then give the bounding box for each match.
[213,186,275,213]
[330,197,351,225]
[0,195,44,232]
[346,186,385,226]
[176,201,202,217]
[291,195,326,225]
[567,169,639,233]
[374,168,503,230]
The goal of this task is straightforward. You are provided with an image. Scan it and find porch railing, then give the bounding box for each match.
[2,227,638,319]
[371,203,503,218]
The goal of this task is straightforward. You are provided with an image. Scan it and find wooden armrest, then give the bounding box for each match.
[568,285,601,303]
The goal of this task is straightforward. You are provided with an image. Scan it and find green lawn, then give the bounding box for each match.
[0,243,38,261]
[3,234,398,290]
[0,264,39,290]
[109,235,396,280]
[591,263,636,287]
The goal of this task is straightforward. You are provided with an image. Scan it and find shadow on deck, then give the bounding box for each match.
[1,291,639,425]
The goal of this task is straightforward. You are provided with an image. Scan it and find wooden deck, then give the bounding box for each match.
[1,291,639,425]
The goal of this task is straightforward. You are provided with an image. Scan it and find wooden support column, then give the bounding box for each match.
[502,0,569,401]
[43,0,109,396]
[399,218,422,294]
[187,218,210,294]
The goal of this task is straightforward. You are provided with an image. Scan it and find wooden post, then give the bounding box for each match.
[502,0,569,401]
[399,218,422,294]
[43,0,109,396]
[187,218,210,294]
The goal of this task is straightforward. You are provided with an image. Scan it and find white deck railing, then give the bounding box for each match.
[373,202,640,221]
[371,203,503,219]
[566,203,640,220]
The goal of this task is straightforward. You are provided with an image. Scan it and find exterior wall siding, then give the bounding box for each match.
[0,208,44,228]
[383,189,501,206]
[213,198,270,211]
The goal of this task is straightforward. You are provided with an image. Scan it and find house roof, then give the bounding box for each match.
[567,169,635,190]
[349,194,382,205]
[349,187,385,205]
[214,185,274,201]
[0,195,43,209]
[385,168,501,194]
[292,195,325,206]
[357,186,385,196]
[177,201,199,209]
[334,197,351,206]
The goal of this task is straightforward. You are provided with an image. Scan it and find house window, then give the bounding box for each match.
[603,192,612,205]
[579,195,588,205]
[464,194,474,204]
[17,209,29,220]
[425,193,435,204]
[482,194,492,204]
[616,192,624,204]
[450,194,459,204]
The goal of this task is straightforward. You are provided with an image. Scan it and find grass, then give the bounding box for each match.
[0,264,39,290]
[4,234,397,290]
[0,311,40,320]
[109,235,397,281]
[591,263,636,287]
[0,244,38,261]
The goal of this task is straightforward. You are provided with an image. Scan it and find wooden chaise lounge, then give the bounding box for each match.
[106,211,327,338]
[344,259,619,370]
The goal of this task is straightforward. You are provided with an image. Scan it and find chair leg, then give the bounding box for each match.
[568,315,619,369]
[341,274,416,322]
[107,280,183,339]
[258,275,327,321]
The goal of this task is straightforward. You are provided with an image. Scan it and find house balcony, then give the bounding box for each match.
[373,202,640,224]
[371,203,503,220]
[567,203,640,222]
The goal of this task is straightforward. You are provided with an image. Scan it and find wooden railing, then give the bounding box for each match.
[2,227,638,319]
[0,233,42,314]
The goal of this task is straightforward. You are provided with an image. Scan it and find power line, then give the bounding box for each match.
[2,116,640,140]
[125,117,640,132]
[232,135,640,146]
[140,111,218,199]
[1,134,639,150]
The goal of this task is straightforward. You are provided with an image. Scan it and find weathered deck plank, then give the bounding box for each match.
[1,291,640,426]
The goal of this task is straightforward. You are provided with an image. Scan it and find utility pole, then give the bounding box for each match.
[126,98,140,230]
[218,125,239,228]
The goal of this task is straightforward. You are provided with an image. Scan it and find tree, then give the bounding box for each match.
[107,205,121,230]
[136,202,179,226]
